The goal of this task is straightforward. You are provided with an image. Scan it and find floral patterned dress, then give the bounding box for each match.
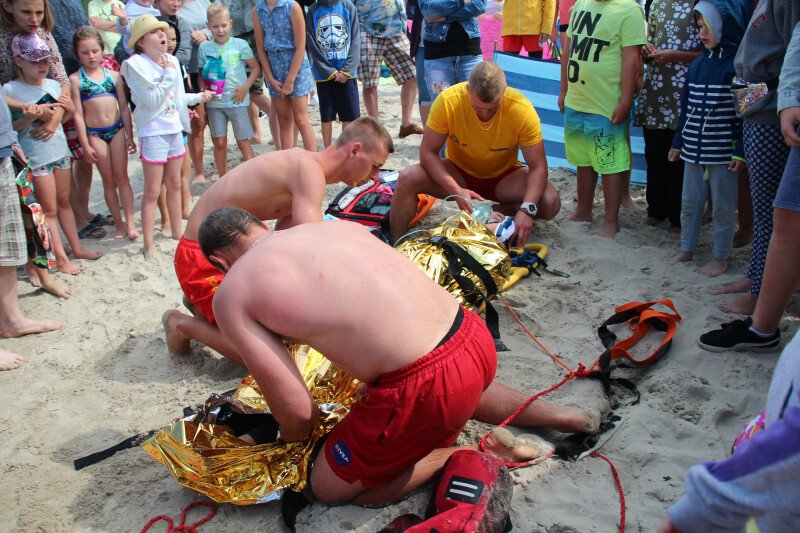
[634,1,701,130]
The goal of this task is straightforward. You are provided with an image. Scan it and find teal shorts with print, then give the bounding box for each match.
[564,107,631,174]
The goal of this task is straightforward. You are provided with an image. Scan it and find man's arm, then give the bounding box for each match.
[281,166,326,229]
[420,126,482,211]
[513,142,548,246]
[214,285,321,442]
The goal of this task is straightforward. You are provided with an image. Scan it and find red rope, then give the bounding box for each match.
[590,452,626,533]
[140,502,218,533]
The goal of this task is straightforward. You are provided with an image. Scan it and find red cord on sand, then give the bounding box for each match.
[590,452,626,533]
[140,501,217,533]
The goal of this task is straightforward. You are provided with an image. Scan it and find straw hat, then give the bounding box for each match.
[128,14,169,50]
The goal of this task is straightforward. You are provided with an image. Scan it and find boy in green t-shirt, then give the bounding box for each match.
[558,0,645,238]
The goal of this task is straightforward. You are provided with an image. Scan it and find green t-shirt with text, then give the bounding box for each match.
[565,0,646,119]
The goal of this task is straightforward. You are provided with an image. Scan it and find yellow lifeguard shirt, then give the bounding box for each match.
[426,82,543,179]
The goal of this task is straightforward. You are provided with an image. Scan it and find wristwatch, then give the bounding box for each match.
[519,202,538,218]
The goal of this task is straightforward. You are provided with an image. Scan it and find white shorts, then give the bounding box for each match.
[139,133,186,164]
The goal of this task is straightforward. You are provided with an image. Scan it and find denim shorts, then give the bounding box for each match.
[563,106,630,174]
[139,133,186,164]
[206,106,254,141]
[416,45,431,107]
[774,143,800,212]
[424,54,482,99]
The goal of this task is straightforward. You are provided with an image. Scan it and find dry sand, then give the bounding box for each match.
[1,84,797,532]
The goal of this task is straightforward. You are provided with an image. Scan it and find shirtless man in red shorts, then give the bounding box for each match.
[163,117,393,364]
[197,207,604,505]
[389,61,561,246]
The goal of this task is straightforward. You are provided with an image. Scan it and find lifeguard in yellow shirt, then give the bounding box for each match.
[390,61,561,246]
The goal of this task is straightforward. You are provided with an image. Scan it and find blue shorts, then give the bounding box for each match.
[316,78,360,123]
[774,142,800,212]
[564,106,631,174]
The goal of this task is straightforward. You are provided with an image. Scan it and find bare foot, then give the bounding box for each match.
[162,310,192,355]
[40,276,71,299]
[710,277,752,295]
[696,258,728,277]
[597,223,619,239]
[143,245,158,261]
[127,226,140,241]
[621,195,637,209]
[251,135,262,145]
[73,248,103,261]
[733,230,752,248]
[25,263,41,288]
[0,316,63,338]
[721,292,757,315]
[484,428,552,463]
[667,227,681,240]
[674,251,693,263]
[161,224,171,235]
[641,216,661,226]
[58,259,83,275]
[568,212,592,222]
[182,211,190,220]
[114,226,125,240]
[0,348,27,371]
[192,174,206,184]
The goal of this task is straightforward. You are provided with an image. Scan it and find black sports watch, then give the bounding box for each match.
[519,202,538,218]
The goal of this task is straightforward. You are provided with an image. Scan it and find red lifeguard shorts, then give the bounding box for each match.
[323,308,497,488]
[174,236,224,324]
[452,163,520,202]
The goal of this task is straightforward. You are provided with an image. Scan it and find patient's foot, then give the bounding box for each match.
[484,428,552,463]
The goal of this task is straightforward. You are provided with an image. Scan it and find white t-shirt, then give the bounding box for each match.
[130,54,184,137]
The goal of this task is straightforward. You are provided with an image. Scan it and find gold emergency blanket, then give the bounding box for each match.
[141,345,359,505]
[396,210,511,308]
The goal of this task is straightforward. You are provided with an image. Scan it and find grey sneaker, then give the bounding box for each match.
[698,317,780,353]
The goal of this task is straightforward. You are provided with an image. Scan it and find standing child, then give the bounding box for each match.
[253,0,317,151]
[4,32,102,275]
[670,0,747,277]
[113,0,160,58]
[120,15,212,258]
[557,0,646,238]
[70,26,139,241]
[306,0,361,148]
[198,3,259,177]
[88,0,125,70]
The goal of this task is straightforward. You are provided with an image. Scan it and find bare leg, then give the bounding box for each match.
[248,102,262,144]
[568,166,597,222]
[54,168,102,260]
[291,96,318,152]
[30,266,71,299]
[163,156,184,240]
[70,157,94,228]
[109,132,139,239]
[321,121,333,148]
[598,172,622,238]
[162,309,243,365]
[274,96,294,150]
[751,207,800,330]
[158,185,170,234]
[180,150,192,220]
[0,266,62,337]
[721,293,758,315]
[141,161,164,258]
[89,135,124,239]
[0,348,27,371]
[235,139,255,161]
[389,163,451,240]
[399,78,418,127]
[211,136,228,177]
[363,86,378,119]
[188,104,206,183]
[710,277,752,295]
[32,172,83,274]
[419,104,430,126]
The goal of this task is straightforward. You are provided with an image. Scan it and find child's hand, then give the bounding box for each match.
[21,103,42,119]
[333,71,348,83]
[269,78,283,94]
[233,86,248,104]
[58,93,75,113]
[779,106,800,146]
[199,90,215,103]
[127,137,137,154]
[610,101,632,124]
[668,149,680,162]
[84,145,99,164]
[159,54,174,69]
[11,144,27,165]
[281,79,295,97]
[189,109,198,120]
[190,30,208,45]
[557,91,565,113]
[112,3,127,26]
[728,159,744,173]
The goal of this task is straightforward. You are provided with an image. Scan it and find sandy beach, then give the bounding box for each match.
[1,83,796,532]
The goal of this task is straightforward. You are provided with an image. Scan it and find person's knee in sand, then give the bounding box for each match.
[164,117,394,364]
[197,207,607,506]
[389,61,561,247]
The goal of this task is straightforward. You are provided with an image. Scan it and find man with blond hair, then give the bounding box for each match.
[389,61,560,246]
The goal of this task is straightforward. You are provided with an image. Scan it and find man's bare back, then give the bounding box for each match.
[184,148,329,241]
[214,221,460,382]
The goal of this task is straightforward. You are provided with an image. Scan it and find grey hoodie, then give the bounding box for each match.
[733,0,800,124]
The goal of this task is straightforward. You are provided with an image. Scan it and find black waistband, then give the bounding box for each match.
[436,306,465,349]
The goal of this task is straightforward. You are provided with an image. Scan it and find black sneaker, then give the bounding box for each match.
[698,317,780,353]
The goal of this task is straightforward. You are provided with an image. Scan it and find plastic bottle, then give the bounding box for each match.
[472,203,493,223]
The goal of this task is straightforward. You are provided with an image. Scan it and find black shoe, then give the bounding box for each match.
[698,317,780,353]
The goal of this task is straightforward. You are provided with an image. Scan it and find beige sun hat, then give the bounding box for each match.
[128,14,169,50]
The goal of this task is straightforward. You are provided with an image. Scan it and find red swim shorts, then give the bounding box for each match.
[452,163,520,202]
[174,236,224,324]
[323,308,497,488]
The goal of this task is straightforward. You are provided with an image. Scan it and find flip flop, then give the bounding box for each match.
[78,223,107,239]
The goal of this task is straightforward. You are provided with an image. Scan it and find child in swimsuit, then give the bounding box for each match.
[70,26,140,241]
[4,32,100,276]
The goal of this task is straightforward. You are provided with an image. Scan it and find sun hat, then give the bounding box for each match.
[128,14,169,50]
[11,32,57,62]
